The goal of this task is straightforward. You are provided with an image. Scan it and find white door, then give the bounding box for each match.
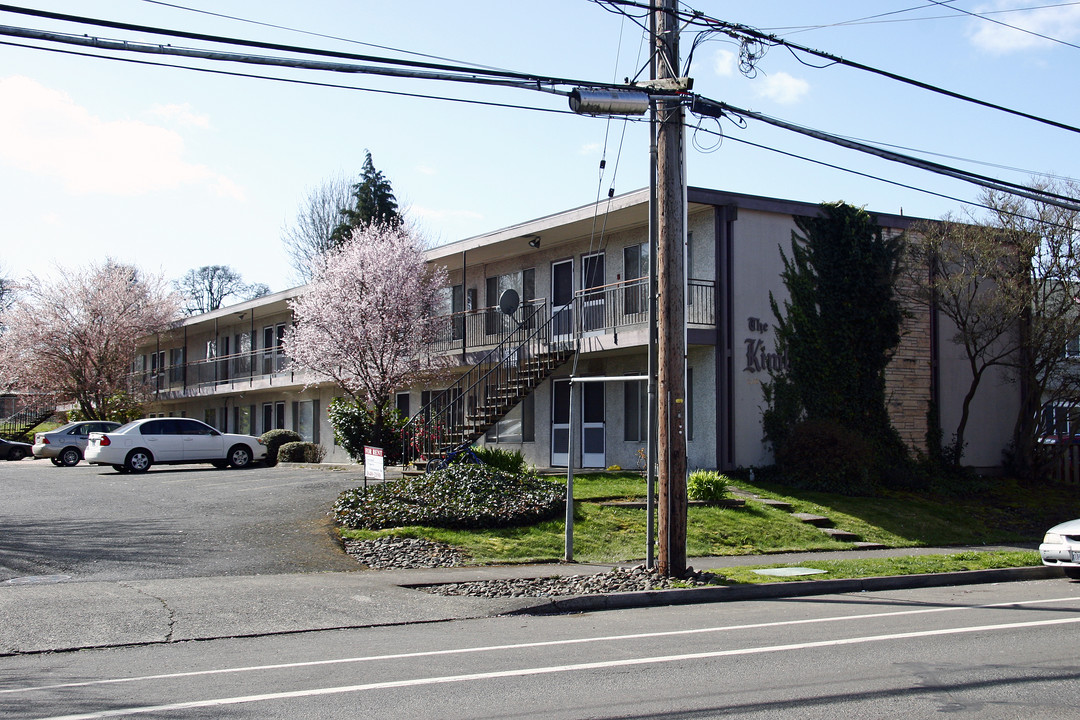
[581,382,606,468]
[551,379,570,467]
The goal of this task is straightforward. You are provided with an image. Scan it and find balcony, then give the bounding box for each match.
[428,277,716,358]
[135,348,300,401]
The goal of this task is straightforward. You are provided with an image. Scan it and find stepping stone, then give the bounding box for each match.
[852,541,888,550]
[792,512,831,527]
[755,498,794,512]
[819,527,860,542]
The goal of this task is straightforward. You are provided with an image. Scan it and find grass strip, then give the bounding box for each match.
[711,550,1041,585]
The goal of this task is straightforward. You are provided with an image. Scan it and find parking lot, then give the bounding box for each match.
[0,458,367,583]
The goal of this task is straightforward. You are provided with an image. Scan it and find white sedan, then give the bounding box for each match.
[1039,518,1080,579]
[86,418,267,473]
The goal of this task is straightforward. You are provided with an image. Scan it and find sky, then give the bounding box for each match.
[1,0,1079,294]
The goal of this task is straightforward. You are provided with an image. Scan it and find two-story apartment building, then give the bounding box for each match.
[134,187,1019,471]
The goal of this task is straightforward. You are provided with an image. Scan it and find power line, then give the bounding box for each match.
[0,38,580,116]
[690,96,1080,211]
[137,0,517,75]
[0,3,610,89]
[925,0,1080,51]
[592,0,1080,135]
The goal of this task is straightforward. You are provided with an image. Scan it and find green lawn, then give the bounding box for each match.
[339,472,1073,567]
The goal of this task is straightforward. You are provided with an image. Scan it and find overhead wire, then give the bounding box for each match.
[925,0,1080,51]
[0,38,582,116]
[592,0,1080,135]
[137,0,516,74]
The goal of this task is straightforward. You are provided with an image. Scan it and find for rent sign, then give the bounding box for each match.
[364,446,384,481]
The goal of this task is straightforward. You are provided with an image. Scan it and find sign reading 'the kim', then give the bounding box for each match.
[744,316,788,374]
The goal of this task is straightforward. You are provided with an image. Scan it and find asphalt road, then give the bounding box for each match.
[0,457,366,583]
[4,578,1080,719]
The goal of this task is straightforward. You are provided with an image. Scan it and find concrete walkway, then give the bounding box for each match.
[0,543,1052,656]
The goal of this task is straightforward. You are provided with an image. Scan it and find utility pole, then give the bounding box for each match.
[653,0,687,578]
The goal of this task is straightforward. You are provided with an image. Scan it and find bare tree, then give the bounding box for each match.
[903,214,1028,464]
[280,173,352,285]
[905,180,1080,477]
[0,260,179,420]
[174,265,270,316]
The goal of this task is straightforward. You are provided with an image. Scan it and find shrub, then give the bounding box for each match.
[687,470,730,502]
[327,398,405,465]
[278,441,326,464]
[334,463,564,530]
[774,418,877,496]
[473,446,528,474]
[259,429,301,467]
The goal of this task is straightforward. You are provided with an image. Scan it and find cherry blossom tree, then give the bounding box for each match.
[284,222,446,433]
[0,261,180,420]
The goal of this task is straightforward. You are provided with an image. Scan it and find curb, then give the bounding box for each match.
[509,565,1064,615]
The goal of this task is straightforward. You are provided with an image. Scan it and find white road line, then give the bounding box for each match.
[30,615,1080,720]
[5,595,1077,696]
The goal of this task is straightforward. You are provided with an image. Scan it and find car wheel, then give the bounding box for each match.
[112,465,129,474]
[1064,568,1080,580]
[51,457,63,466]
[59,447,81,467]
[125,449,152,473]
[228,445,252,469]
[9,447,26,461]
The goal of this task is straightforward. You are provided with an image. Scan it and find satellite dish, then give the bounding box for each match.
[498,288,520,316]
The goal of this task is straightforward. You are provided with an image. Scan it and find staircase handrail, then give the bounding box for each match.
[402,299,572,465]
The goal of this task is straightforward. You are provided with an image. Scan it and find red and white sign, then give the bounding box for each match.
[364,445,384,480]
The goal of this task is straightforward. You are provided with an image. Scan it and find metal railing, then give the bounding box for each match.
[402,301,574,466]
[571,277,716,336]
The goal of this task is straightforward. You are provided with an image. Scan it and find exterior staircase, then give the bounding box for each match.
[0,397,56,440]
[402,302,574,472]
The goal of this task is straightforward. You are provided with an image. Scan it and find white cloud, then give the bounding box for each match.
[0,76,242,198]
[149,102,211,129]
[416,165,437,176]
[754,72,809,105]
[713,49,737,77]
[969,1,1080,52]
[579,142,603,156]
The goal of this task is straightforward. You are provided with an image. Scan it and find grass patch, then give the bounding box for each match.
[714,550,1041,584]
[339,472,1064,567]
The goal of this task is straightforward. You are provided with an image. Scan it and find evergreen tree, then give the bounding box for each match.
[763,203,906,490]
[330,151,400,248]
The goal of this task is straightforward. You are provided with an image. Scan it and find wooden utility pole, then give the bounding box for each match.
[654,0,687,577]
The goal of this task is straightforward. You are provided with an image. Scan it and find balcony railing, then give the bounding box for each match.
[133,277,717,399]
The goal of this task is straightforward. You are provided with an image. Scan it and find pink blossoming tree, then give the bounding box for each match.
[284,222,447,434]
[0,261,180,420]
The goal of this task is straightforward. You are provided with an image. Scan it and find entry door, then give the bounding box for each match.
[581,252,605,334]
[551,259,573,341]
[581,382,606,468]
[551,379,570,467]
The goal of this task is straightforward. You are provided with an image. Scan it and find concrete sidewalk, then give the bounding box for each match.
[0,544,1053,655]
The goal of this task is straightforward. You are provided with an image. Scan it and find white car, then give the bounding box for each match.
[33,421,122,466]
[86,418,266,473]
[1039,518,1080,579]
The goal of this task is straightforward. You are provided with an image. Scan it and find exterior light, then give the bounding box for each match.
[569,88,650,116]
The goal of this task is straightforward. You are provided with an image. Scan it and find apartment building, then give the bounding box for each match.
[135,187,1019,470]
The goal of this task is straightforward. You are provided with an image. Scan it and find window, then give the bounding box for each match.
[262,325,286,373]
[234,405,253,435]
[204,408,217,430]
[581,253,605,332]
[396,392,411,419]
[486,393,535,443]
[485,269,535,334]
[1066,337,1080,358]
[169,348,185,383]
[623,243,648,316]
[623,378,647,442]
[293,400,320,443]
[234,331,252,376]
